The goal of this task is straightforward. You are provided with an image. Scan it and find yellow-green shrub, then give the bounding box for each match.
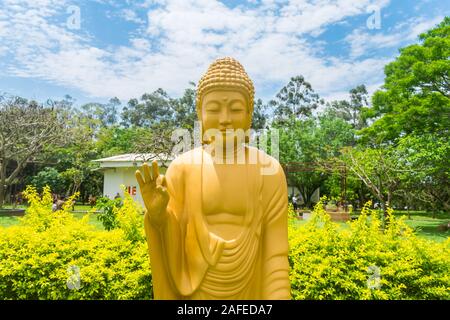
[115,185,145,243]
[289,200,450,300]
[0,186,152,299]
[1,187,448,299]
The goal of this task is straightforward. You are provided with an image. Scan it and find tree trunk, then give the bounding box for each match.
[380,200,386,215]
[0,164,5,208]
[358,186,365,210]
[386,191,392,215]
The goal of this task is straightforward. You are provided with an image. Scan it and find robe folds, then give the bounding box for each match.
[143,146,291,299]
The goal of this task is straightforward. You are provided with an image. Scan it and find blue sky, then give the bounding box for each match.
[0,0,448,107]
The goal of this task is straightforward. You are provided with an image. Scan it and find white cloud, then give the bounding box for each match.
[1,0,403,102]
[345,15,443,58]
[118,8,146,24]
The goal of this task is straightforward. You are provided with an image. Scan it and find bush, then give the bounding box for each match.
[95,196,122,231]
[289,199,450,300]
[115,186,145,243]
[0,186,151,299]
[95,186,145,241]
[1,187,448,299]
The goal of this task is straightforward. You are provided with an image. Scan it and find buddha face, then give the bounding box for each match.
[201,90,251,142]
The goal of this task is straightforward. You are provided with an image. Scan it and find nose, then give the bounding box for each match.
[219,108,231,127]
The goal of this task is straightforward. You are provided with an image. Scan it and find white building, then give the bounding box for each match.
[93,154,172,206]
[94,153,298,206]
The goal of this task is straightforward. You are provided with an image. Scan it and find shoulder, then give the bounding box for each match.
[166,147,203,179]
[168,147,203,168]
[248,147,285,180]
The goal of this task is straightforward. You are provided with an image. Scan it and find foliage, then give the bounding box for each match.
[360,18,449,143]
[326,84,370,131]
[277,115,354,207]
[0,95,68,206]
[395,133,450,211]
[271,75,324,123]
[1,188,448,300]
[96,126,148,157]
[115,186,145,243]
[20,185,79,232]
[121,88,174,128]
[95,187,145,240]
[252,98,268,130]
[287,202,297,219]
[28,167,67,194]
[95,196,122,231]
[340,145,404,212]
[289,199,450,299]
[80,97,121,128]
[0,187,151,299]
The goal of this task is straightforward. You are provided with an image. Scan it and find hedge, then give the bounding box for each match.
[0,187,448,299]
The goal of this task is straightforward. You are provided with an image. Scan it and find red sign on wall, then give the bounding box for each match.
[126,186,137,196]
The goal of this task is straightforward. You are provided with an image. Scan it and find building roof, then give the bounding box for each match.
[93,153,173,168]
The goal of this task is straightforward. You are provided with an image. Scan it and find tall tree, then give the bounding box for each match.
[396,133,450,212]
[340,146,406,214]
[0,96,67,207]
[252,98,268,130]
[327,84,370,130]
[121,88,173,128]
[360,17,449,143]
[172,83,198,130]
[350,17,450,212]
[277,114,354,207]
[81,97,121,128]
[271,76,324,123]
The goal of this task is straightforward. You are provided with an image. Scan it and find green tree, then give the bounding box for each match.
[121,89,174,128]
[43,104,104,201]
[81,97,121,128]
[96,126,147,157]
[28,167,66,194]
[396,133,450,212]
[277,114,354,207]
[341,146,407,214]
[172,83,198,130]
[252,99,268,130]
[0,95,67,207]
[327,85,370,130]
[360,17,449,143]
[352,17,450,212]
[271,75,324,123]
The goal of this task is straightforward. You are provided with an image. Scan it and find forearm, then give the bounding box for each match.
[262,254,291,299]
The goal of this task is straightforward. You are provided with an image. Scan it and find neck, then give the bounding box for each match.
[205,138,246,164]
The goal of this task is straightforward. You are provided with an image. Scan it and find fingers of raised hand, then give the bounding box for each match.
[152,160,160,180]
[155,174,167,190]
[136,162,159,191]
[135,170,145,189]
[143,162,153,183]
[156,184,169,201]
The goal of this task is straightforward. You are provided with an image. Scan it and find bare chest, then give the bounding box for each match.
[201,164,248,217]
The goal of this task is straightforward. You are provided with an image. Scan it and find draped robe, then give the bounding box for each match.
[143,146,290,299]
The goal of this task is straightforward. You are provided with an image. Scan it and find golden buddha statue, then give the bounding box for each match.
[135,57,290,300]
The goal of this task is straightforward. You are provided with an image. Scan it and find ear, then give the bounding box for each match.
[246,110,252,129]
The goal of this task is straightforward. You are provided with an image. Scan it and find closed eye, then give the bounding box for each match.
[230,101,244,112]
[205,102,220,112]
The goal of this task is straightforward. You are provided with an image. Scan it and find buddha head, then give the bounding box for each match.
[196,57,254,143]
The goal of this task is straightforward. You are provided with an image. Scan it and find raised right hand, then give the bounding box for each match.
[135,160,169,225]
